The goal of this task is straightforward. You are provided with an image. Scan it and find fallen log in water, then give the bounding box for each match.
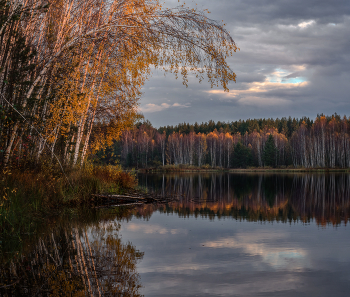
[91,194,146,200]
[90,190,179,208]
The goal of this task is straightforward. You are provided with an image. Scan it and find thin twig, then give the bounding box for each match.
[0,280,20,289]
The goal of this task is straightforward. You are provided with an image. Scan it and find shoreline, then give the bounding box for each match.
[137,167,350,173]
[0,165,138,254]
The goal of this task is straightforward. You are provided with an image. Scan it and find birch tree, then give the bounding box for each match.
[1,0,238,167]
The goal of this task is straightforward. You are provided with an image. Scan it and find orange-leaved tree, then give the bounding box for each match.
[0,0,238,167]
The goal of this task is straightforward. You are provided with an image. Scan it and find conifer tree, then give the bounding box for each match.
[232,142,252,168]
[263,135,277,167]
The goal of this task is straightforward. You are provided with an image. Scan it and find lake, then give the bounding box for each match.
[1,173,350,296]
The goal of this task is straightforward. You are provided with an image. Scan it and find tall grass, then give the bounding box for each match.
[0,163,137,254]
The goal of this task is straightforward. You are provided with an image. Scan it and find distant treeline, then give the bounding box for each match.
[96,114,350,168]
[158,115,315,137]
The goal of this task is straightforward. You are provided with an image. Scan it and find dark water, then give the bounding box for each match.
[1,173,350,296]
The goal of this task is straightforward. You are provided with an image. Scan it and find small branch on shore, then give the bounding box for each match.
[94,202,145,209]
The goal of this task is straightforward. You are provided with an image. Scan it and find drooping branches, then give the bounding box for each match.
[0,0,238,167]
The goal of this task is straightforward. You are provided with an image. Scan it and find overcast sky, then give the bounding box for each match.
[138,0,350,127]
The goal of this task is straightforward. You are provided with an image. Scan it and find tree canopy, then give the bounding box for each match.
[0,0,238,167]
[98,114,350,169]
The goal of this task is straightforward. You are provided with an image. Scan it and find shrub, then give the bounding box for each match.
[0,163,137,243]
[201,164,211,169]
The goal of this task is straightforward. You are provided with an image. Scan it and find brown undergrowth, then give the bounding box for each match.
[0,162,137,251]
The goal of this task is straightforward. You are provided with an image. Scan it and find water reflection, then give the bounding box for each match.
[2,173,350,296]
[0,211,143,296]
[138,173,350,225]
[119,210,350,297]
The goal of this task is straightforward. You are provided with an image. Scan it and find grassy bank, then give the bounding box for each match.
[0,163,137,250]
[138,164,350,173]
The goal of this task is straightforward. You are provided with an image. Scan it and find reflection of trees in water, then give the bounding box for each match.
[291,174,350,225]
[138,173,350,224]
[0,222,143,296]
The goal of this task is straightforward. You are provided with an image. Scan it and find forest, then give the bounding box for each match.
[0,0,238,250]
[2,1,346,171]
[99,114,350,169]
[0,0,237,168]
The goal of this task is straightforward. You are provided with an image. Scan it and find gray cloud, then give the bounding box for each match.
[139,0,350,127]
[284,72,301,79]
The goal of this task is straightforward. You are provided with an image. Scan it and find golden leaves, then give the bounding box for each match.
[0,0,236,166]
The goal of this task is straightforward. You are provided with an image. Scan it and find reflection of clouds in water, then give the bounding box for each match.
[203,232,308,270]
[177,275,302,297]
[263,251,304,269]
[126,223,187,235]
[119,211,350,297]
[139,262,211,274]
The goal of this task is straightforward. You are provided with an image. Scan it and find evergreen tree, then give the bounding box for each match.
[232,142,252,168]
[263,135,277,167]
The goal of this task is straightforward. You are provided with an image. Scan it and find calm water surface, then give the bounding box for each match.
[1,173,350,296]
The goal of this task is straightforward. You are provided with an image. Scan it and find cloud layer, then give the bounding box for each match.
[139,0,350,127]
